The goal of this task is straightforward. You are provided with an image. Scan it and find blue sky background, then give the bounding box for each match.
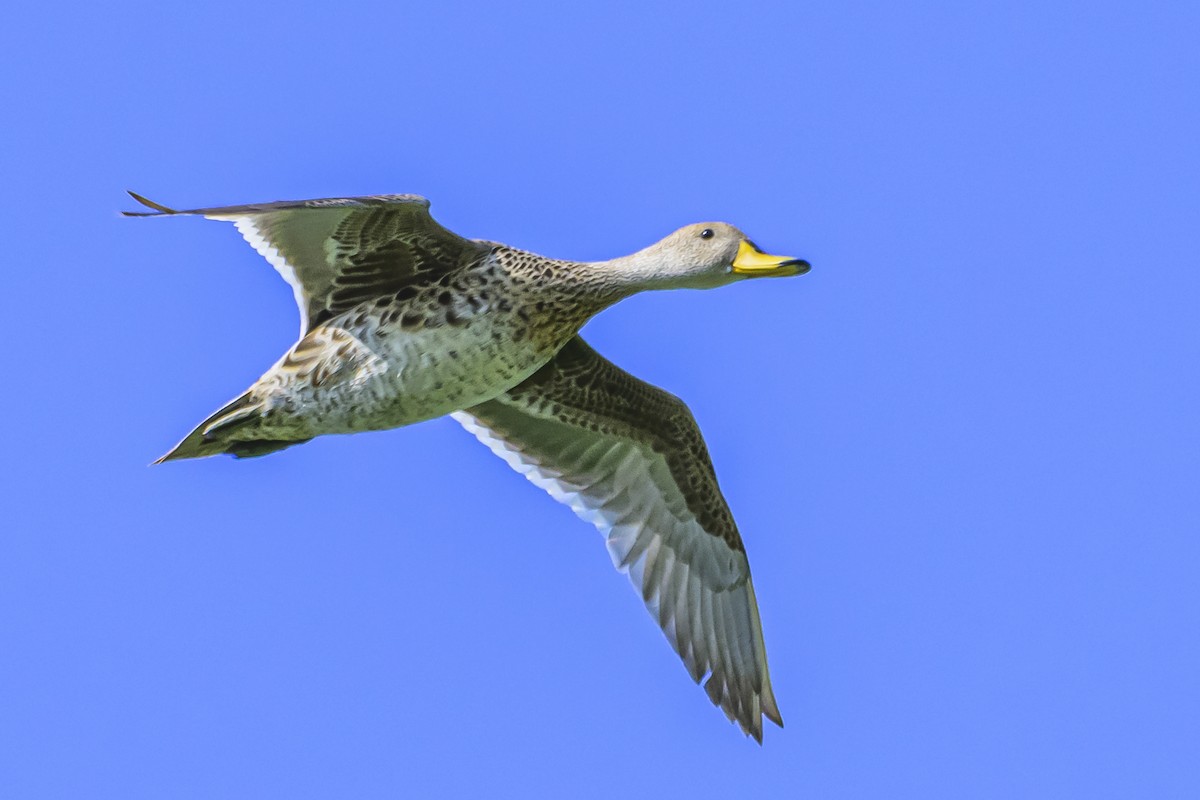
[2,1,1198,797]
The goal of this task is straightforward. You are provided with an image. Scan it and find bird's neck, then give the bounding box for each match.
[559,245,695,302]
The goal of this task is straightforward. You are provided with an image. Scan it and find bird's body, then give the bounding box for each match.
[128,191,808,741]
[190,244,604,455]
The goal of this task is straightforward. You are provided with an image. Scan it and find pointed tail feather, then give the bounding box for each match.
[154,391,264,463]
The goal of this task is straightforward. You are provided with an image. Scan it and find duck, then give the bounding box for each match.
[125,191,809,742]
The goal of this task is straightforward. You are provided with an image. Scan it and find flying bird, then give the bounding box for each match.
[126,191,808,742]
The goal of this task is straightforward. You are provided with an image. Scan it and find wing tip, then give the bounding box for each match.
[122,190,178,217]
[737,694,782,745]
[738,696,782,745]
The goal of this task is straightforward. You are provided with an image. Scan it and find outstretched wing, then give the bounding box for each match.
[125,192,492,334]
[452,336,782,742]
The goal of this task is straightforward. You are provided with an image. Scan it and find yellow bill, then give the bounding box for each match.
[731,240,810,277]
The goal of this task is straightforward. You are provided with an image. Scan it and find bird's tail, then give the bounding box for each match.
[154,391,308,463]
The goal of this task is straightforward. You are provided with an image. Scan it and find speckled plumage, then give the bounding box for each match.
[132,196,618,458]
[128,192,808,742]
[194,243,611,450]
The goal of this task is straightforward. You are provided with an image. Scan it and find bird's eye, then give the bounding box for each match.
[700,228,714,239]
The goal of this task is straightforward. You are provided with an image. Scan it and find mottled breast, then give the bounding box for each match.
[257,247,603,436]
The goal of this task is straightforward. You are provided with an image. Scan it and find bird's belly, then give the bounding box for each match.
[272,319,554,436]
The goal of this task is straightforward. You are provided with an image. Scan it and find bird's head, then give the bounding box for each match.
[635,222,809,290]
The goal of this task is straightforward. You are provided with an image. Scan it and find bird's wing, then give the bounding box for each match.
[124,192,492,334]
[452,336,782,741]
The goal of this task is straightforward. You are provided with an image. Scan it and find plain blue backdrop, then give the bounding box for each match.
[2,2,1197,797]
